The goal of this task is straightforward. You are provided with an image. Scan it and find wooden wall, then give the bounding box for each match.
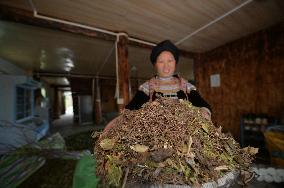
[69,77,119,122]
[99,78,145,113]
[195,23,284,140]
[100,79,117,113]
[69,78,92,122]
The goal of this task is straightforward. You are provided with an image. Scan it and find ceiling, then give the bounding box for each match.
[0,0,283,85]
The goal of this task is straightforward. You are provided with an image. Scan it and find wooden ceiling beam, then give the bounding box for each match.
[50,84,70,88]
[34,71,148,81]
[0,5,116,42]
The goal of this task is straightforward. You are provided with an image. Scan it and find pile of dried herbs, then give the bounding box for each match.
[94,98,257,187]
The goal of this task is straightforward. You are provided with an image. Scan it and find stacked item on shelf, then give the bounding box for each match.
[240,114,272,148]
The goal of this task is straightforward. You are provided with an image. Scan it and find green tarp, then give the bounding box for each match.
[73,155,99,188]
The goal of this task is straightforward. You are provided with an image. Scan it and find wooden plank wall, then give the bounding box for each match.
[69,77,118,122]
[100,79,117,113]
[195,23,284,140]
[69,78,92,122]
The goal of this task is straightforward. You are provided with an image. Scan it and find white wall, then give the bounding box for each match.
[0,57,25,75]
[0,75,27,122]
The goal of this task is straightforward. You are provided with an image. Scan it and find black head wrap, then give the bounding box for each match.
[150,40,179,64]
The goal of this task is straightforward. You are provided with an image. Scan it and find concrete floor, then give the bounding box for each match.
[50,114,105,138]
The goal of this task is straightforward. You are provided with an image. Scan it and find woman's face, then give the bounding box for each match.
[155,51,176,77]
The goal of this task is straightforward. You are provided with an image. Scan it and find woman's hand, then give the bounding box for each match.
[200,107,211,121]
[100,117,119,139]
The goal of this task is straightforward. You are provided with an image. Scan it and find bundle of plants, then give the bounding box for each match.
[94,98,257,187]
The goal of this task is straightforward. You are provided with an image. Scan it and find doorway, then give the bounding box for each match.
[64,91,73,115]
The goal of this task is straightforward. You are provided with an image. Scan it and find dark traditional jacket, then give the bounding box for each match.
[125,75,211,114]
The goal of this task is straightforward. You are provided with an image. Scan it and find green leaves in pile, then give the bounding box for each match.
[105,155,122,187]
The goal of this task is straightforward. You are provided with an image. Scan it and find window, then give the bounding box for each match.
[16,86,33,121]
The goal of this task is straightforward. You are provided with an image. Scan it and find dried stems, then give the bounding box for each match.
[94,98,256,187]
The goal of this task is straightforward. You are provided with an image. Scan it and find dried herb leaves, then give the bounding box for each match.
[94,98,257,186]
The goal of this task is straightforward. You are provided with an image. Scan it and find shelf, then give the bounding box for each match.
[240,114,273,149]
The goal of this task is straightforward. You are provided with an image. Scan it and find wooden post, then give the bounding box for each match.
[94,77,102,124]
[61,91,65,115]
[117,34,130,111]
[52,86,60,119]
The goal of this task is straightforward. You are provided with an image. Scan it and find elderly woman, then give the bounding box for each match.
[125,40,211,119]
[103,40,211,134]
